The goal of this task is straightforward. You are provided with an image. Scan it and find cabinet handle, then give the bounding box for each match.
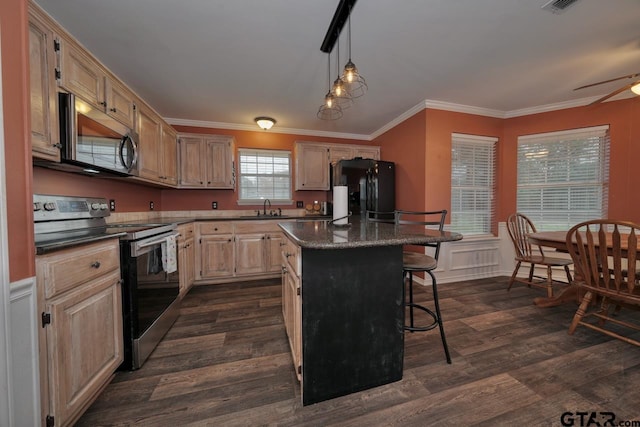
[91,261,101,269]
[100,101,107,107]
[282,266,288,274]
[285,252,291,258]
[279,242,286,247]
[110,107,117,112]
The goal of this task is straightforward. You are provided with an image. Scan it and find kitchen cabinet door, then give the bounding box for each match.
[105,77,136,129]
[160,123,178,186]
[282,254,302,381]
[58,38,106,110]
[137,103,162,181]
[295,144,330,190]
[178,223,195,298]
[29,8,60,161]
[329,146,354,165]
[235,233,267,275]
[267,232,284,273]
[354,146,380,160]
[179,136,206,187]
[205,136,234,188]
[44,270,123,426]
[199,235,234,279]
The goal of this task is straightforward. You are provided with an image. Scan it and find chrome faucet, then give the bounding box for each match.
[263,199,271,216]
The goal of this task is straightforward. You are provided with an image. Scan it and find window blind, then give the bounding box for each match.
[516,125,609,231]
[238,149,292,202]
[451,134,497,235]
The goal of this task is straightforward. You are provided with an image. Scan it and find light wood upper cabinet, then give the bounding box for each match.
[28,6,60,161]
[178,133,235,189]
[58,38,106,110]
[160,123,178,186]
[295,143,330,190]
[105,77,136,129]
[58,37,137,129]
[295,141,381,191]
[136,103,162,181]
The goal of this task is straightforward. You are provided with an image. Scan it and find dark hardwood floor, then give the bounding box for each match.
[76,277,640,426]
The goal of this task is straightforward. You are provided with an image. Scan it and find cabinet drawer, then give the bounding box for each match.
[38,239,120,299]
[178,222,195,239]
[234,220,283,234]
[198,222,233,235]
[283,236,301,277]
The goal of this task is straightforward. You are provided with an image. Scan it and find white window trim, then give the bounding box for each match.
[237,148,293,205]
[451,133,498,236]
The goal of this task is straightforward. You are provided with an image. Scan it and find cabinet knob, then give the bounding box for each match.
[91,261,101,269]
[282,266,288,274]
[100,101,107,107]
[110,107,117,113]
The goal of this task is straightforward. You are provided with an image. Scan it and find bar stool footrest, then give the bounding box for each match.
[404,303,439,332]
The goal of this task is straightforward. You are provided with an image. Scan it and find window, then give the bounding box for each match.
[516,125,610,231]
[237,149,292,204]
[451,134,497,235]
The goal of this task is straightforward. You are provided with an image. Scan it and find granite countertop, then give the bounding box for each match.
[278,218,463,249]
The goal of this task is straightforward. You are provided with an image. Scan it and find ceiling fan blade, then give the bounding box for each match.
[588,81,638,105]
[574,72,640,91]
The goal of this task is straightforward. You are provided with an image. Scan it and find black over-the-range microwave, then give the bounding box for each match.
[49,92,139,177]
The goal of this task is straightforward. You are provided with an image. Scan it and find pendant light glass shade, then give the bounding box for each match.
[330,39,353,109]
[340,11,367,98]
[317,52,343,120]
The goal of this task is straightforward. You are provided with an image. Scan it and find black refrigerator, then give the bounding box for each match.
[332,159,395,217]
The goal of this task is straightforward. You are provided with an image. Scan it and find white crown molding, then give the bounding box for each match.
[165,93,628,142]
[164,118,370,141]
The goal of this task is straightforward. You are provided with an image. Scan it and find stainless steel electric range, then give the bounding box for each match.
[34,194,181,370]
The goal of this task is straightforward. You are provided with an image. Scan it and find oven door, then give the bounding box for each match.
[120,231,180,370]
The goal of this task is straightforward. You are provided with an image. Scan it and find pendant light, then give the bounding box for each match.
[340,8,367,98]
[317,52,343,120]
[331,37,353,109]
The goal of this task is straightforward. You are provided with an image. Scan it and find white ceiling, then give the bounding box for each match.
[34,0,640,138]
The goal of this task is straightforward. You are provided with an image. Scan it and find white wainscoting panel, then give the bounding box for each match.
[10,276,41,427]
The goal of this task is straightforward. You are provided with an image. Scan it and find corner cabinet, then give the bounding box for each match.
[294,141,381,191]
[28,4,60,161]
[36,238,124,427]
[178,134,235,189]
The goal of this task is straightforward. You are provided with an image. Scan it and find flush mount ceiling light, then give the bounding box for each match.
[632,82,640,95]
[254,117,276,130]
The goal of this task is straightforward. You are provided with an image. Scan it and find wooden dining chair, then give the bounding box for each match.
[566,220,640,346]
[506,213,573,297]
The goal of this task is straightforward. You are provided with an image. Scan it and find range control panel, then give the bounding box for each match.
[33,194,110,222]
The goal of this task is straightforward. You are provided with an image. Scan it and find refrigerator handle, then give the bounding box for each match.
[366,169,374,211]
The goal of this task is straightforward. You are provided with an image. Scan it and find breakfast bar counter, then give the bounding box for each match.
[278,219,461,405]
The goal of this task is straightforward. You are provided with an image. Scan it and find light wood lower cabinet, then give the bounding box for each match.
[36,238,123,427]
[281,234,302,381]
[178,223,195,298]
[196,220,288,283]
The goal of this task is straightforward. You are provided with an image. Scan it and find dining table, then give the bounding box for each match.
[527,229,635,307]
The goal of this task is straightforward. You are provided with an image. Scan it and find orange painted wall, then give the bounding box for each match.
[501,97,640,223]
[32,167,163,212]
[373,112,427,211]
[2,0,34,282]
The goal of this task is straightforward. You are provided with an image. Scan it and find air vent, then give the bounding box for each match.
[541,0,581,14]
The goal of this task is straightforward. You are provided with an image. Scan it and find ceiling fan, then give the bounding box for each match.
[574,72,640,104]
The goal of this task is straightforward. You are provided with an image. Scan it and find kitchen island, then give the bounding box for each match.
[278,219,462,405]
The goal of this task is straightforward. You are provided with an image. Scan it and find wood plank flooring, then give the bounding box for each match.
[76,277,640,426]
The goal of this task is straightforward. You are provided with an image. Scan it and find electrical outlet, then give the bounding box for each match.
[109,199,116,211]
[212,201,218,210]
[296,201,303,208]
[149,201,154,211]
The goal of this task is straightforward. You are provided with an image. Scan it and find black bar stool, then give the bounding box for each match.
[395,209,451,364]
